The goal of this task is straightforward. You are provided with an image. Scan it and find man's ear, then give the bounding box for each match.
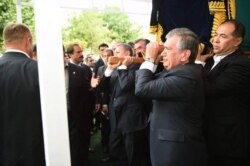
[181,49,191,62]
[234,37,243,47]
[126,50,131,56]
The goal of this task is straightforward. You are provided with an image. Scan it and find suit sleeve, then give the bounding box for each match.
[135,69,197,100]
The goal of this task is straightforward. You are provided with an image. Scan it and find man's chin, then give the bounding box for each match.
[212,48,220,54]
[163,63,168,70]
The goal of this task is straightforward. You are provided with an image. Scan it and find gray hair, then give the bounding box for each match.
[117,43,134,56]
[166,28,199,63]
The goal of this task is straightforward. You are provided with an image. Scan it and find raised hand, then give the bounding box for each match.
[91,73,100,88]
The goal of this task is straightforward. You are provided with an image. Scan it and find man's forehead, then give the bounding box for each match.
[100,46,108,49]
[134,43,141,48]
[165,35,180,46]
[74,45,82,51]
[217,23,235,35]
[134,44,142,49]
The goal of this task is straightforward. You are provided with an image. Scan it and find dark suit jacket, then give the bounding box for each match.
[203,49,250,157]
[67,63,92,166]
[135,64,207,166]
[79,63,92,82]
[101,63,148,133]
[0,52,45,166]
[68,62,92,133]
[96,65,109,105]
[79,63,95,111]
[93,57,105,75]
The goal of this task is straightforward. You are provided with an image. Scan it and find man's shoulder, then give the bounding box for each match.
[1,51,26,59]
[69,62,83,70]
[96,58,104,65]
[80,63,92,71]
[173,63,201,72]
[168,64,202,78]
[0,52,36,65]
[129,63,141,70]
[219,51,250,69]
[98,65,107,72]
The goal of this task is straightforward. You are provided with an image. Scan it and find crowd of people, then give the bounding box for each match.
[1,19,250,166]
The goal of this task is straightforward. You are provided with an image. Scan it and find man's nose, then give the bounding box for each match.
[213,36,219,43]
[161,49,167,56]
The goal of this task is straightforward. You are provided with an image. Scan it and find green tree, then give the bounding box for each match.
[1,3,142,54]
[63,10,109,53]
[0,0,34,53]
[0,0,16,52]
[62,7,142,54]
[101,7,142,43]
[21,5,35,39]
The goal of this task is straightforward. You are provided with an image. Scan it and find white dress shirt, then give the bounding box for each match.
[211,51,233,70]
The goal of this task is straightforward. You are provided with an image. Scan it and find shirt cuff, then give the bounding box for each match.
[195,60,206,67]
[140,61,157,73]
[117,65,127,70]
[104,68,113,77]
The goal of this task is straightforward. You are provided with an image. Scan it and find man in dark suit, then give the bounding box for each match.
[92,43,109,132]
[0,23,45,166]
[100,43,149,166]
[64,48,95,165]
[202,20,250,166]
[66,44,95,141]
[135,28,207,166]
[96,48,114,153]
[93,43,109,75]
[84,54,95,72]
[66,43,93,82]
[66,43,96,146]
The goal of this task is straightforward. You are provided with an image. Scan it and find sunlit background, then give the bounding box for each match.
[59,0,153,40]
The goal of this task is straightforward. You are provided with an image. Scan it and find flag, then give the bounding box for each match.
[150,0,212,44]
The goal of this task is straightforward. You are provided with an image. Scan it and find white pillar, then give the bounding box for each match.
[33,0,71,166]
[16,0,22,23]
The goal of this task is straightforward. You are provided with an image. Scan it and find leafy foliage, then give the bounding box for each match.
[101,7,141,43]
[63,10,109,53]
[0,0,16,51]
[22,6,35,40]
[0,3,142,54]
[0,0,34,52]
[62,7,142,54]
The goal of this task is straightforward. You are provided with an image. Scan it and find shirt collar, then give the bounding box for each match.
[69,59,81,66]
[213,50,234,62]
[5,49,30,58]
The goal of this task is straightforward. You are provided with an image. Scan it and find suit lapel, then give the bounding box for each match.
[68,63,78,87]
[207,50,240,78]
[203,57,214,74]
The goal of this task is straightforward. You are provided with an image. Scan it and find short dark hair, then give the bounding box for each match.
[66,43,79,55]
[127,41,134,48]
[134,38,150,46]
[98,43,109,50]
[221,19,245,41]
